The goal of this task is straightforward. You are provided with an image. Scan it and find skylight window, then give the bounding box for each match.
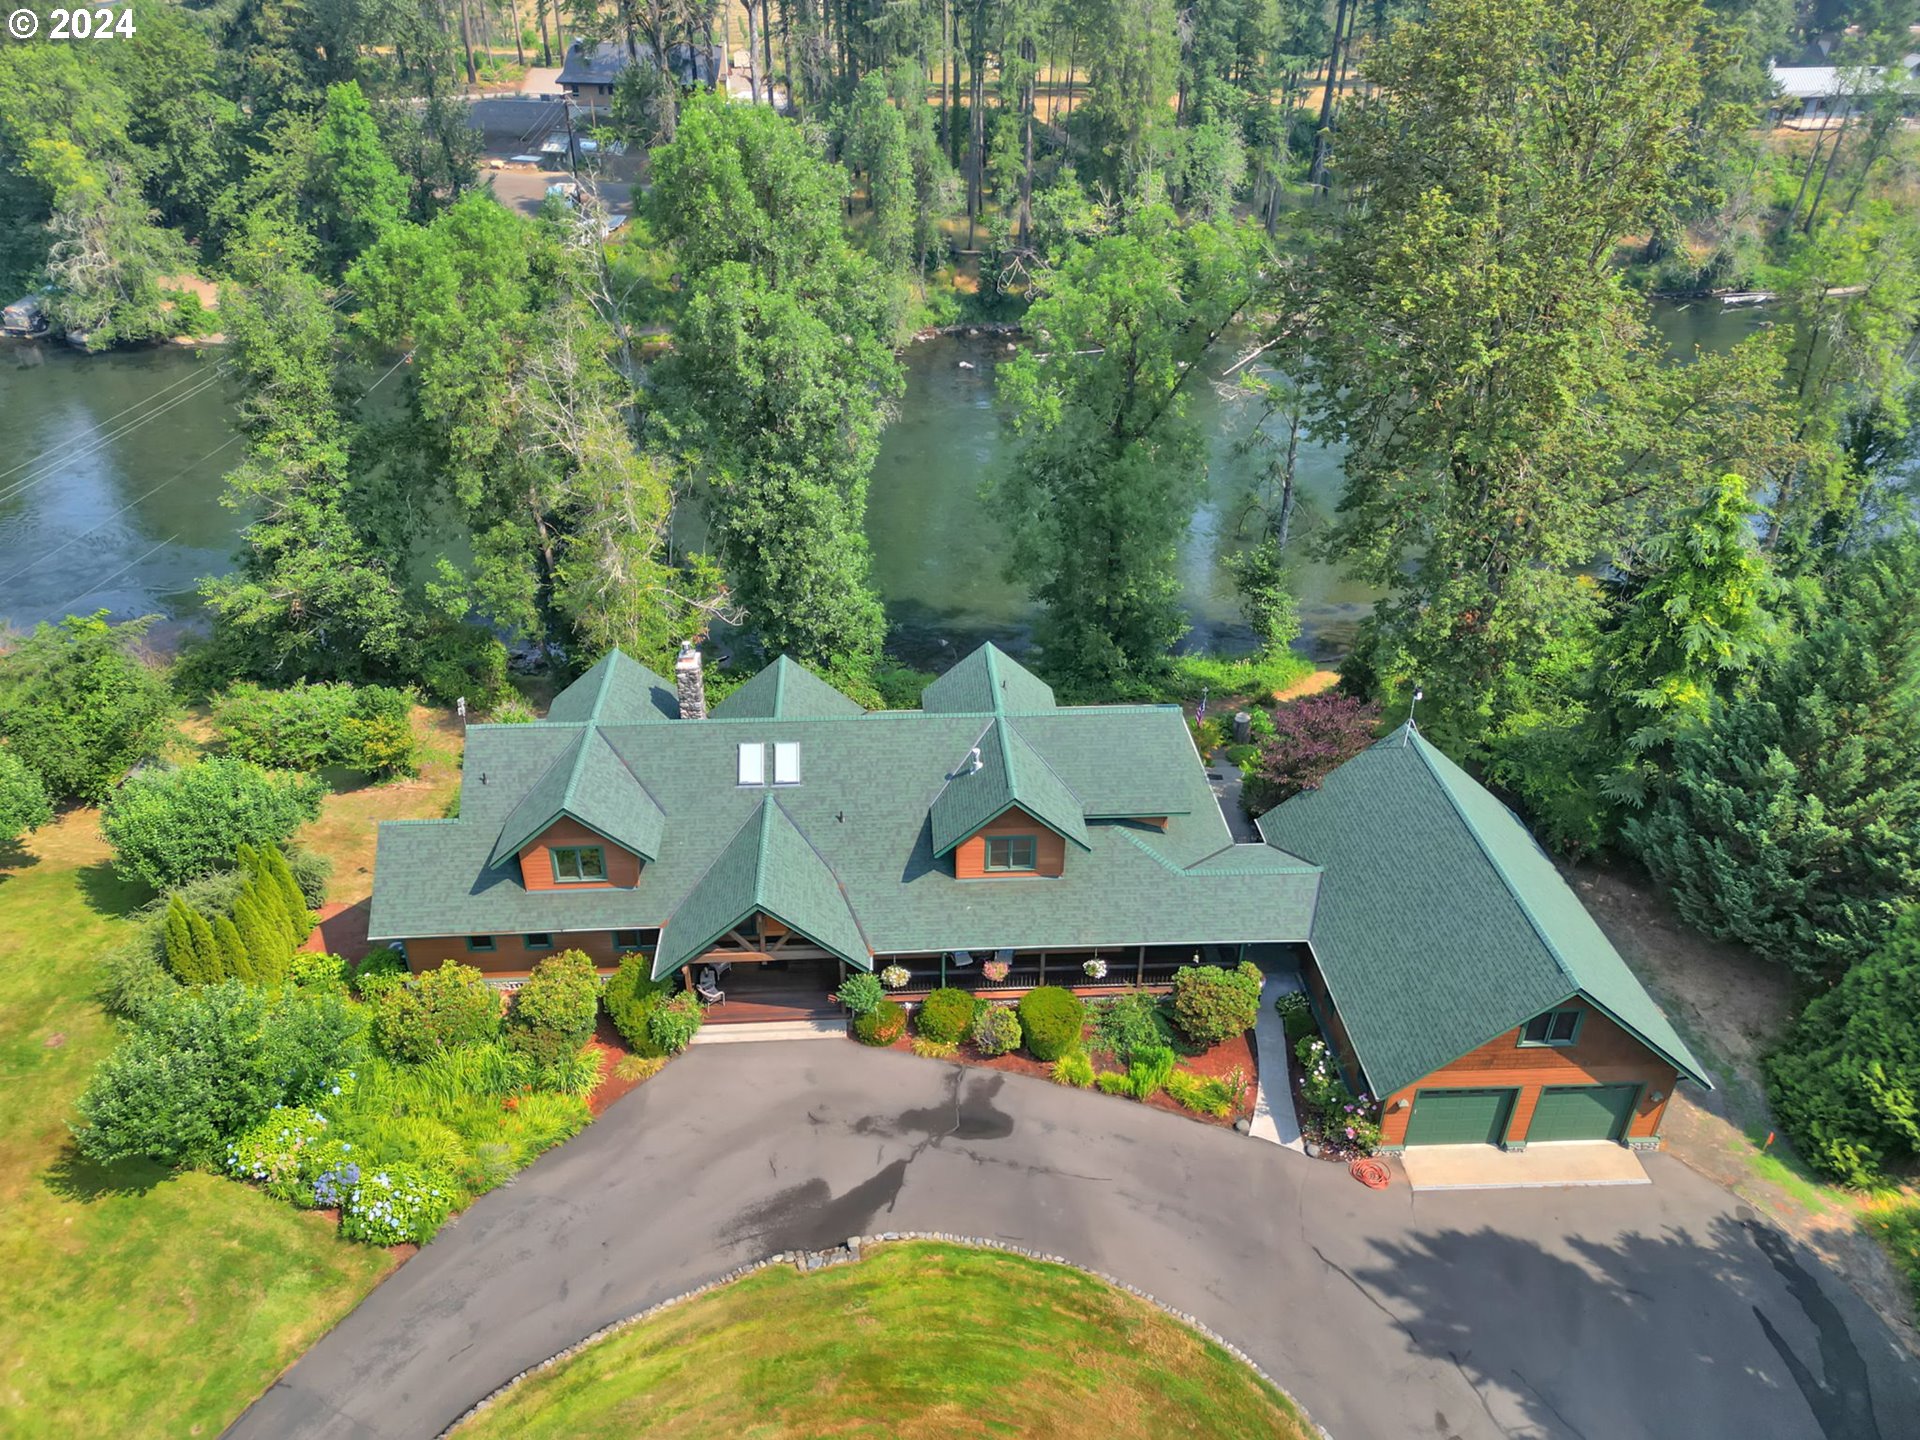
[773,742,801,785]
[737,742,765,786]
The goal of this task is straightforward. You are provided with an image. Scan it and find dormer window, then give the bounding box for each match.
[552,845,607,883]
[773,742,800,785]
[984,835,1038,872]
[737,742,766,786]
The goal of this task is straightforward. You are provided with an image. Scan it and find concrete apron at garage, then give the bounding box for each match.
[1401,1142,1650,1192]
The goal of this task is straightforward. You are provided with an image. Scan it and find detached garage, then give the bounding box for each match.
[1257,726,1712,1153]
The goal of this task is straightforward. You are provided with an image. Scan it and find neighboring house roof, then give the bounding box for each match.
[1770,57,1920,98]
[556,38,723,88]
[928,715,1092,857]
[1257,724,1711,1096]
[712,656,866,720]
[369,648,1320,958]
[653,798,870,977]
[487,726,665,867]
[920,642,1057,714]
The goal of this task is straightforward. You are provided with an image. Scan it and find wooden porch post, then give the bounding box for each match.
[1037,951,1046,985]
[1136,945,1145,985]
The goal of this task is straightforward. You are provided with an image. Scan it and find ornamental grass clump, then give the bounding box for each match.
[916,986,979,1045]
[1170,961,1263,1046]
[970,1004,1022,1057]
[1016,986,1086,1062]
[1166,1068,1247,1119]
[1050,1050,1095,1088]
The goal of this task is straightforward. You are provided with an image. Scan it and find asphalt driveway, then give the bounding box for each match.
[227,1043,1920,1440]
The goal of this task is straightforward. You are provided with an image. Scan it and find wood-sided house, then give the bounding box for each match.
[369,642,1707,1152]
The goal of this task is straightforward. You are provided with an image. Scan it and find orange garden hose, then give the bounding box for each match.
[1350,1158,1391,1190]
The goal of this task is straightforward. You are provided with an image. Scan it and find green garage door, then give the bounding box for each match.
[1405,1088,1517,1147]
[1528,1085,1639,1143]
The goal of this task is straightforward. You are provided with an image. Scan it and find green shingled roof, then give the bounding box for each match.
[545,650,679,724]
[928,716,1092,857]
[487,726,665,868]
[712,656,866,720]
[369,646,1319,957]
[653,798,871,978]
[1256,725,1710,1095]
[921,642,1057,714]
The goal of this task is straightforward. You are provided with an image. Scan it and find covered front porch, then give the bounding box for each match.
[675,917,846,1025]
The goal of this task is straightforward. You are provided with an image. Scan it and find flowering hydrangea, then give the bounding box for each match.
[879,964,911,990]
[337,1162,454,1246]
[224,1107,334,1203]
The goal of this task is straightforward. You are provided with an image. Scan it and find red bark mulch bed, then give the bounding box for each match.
[583,1013,660,1117]
[878,1024,1258,1128]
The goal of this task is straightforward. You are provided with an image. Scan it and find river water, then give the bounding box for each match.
[0,303,1768,660]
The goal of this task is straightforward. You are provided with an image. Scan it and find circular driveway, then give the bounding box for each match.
[227,1043,1918,1440]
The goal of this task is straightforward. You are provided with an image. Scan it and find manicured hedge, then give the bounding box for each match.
[1017,987,1086,1062]
[916,987,979,1045]
[604,953,675,1056]
[854,999,908,1046]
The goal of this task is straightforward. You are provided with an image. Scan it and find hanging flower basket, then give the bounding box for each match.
[879,964,911,990]
[1083,957,1108,980]
[982,960,1011,983]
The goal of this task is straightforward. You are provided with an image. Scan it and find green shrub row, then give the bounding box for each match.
[160,842,313,987]
[102,756,326,892]
[604,953,704,1055]
[212,679,419,778]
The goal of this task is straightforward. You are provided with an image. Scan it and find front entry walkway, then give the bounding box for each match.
[1400,1141,1650,1192]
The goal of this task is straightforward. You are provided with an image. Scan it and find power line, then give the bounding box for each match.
[0,366,231,509]
[0,361,212,486]
[33,532,182,623]
[0,434,245,594]
[0,292,356,507]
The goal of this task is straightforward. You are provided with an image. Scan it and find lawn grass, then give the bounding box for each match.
[458,1242,1312,1439]
[0,811,394,1437]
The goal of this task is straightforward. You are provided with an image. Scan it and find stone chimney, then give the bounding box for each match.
[674,640,707,720]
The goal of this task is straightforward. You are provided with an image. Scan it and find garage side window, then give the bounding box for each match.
[1519,1007,1583,1047]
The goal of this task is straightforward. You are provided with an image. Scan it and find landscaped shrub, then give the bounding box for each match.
[835,971,885,1017]
[1294,1036,1378,1150]
[372,963,501,1063]
[1166,1068,1246,1119]
[0,750,52,846]
[1766,914,1920,1187]
[1274,990,1317,1044]
[74,981,362,1166]
[534,1046,605,1095]
[1093,990,1176,1063]
[970,1004,1022,1057]
[288,951,352,991]
[916,987,979,1045]
[1170,961,1263,1047]
[1016,987,1085,1062]
[1095,1071,1133,1096]
[1240,691,1383,814]
[351,947,409,1000]
[101,757,326,890]
[1050,1050,1095,1088]
[212,680,419,778]
[853,998,908,1046]
[285,845,333,906]
[644,992,703,1055]
[337,1162,456,1245]
[603,954,674,1054]
[506,951,601,1068]
[224,1105,338,1202]
[0,611,173,803]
